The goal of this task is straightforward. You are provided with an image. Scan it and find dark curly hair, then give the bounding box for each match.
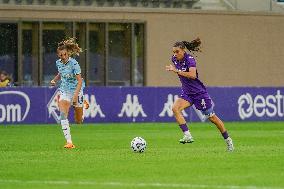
[173,37,201,52]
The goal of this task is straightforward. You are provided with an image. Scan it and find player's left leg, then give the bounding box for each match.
[195,97,234,151]
[208,115,234,151]
[199,103,234,151]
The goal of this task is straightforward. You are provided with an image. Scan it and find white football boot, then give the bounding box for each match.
[179,135,194,144]
[225,137,234,152]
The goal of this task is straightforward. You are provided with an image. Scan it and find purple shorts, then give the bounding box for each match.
[180,92,215,117]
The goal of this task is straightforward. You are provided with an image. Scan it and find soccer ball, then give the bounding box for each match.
[130,137,147,153]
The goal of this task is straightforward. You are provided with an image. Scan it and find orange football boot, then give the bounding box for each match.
[64,143,76,149]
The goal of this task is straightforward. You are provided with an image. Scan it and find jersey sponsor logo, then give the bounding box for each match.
[84,94,105,118]
[238,90,284,120]
[178,68,187,72]
[0,91,30,123]
[118,94,147,120]
[62,73,75,79]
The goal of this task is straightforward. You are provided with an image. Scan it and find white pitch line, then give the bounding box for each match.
[0,179,283,189]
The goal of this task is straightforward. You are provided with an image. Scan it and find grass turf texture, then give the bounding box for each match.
[0,122,283,189]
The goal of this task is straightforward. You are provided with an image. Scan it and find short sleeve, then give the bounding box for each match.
[187,55,196,68]
[73,61,81,75]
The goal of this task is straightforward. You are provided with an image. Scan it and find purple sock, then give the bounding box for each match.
[179,124,189,132]
[222,131,229,139]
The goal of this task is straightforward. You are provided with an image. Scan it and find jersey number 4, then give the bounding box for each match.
[201,99,206,109]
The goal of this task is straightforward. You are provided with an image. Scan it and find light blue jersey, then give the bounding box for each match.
[56,57,85,94]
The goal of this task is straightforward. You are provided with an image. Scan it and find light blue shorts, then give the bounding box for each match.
[59,90,84,108]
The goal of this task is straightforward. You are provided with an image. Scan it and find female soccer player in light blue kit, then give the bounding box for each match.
[50,38,84,149]
[166,38,234,151]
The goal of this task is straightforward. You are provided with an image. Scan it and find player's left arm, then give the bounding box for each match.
[73,74,82,106]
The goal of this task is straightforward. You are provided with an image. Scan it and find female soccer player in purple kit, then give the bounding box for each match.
[166,38,234,151]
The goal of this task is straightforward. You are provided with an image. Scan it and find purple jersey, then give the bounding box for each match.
[172,52,213,110]
[171,52,207,96]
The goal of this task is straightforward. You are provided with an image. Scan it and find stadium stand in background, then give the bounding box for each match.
[0,0,201,9]
[1,0,284,11]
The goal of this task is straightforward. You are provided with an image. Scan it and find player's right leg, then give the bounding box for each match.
[58,92,75,149]
[172,97,194,144]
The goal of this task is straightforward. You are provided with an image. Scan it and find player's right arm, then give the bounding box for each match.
[177,67,197,79]
[166,64,197,79]
[50,73,61,86]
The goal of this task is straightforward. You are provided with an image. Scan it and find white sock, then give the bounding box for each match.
[61,119,72,144]
[184,130,192,138]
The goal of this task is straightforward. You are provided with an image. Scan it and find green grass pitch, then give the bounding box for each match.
[0,122,283,189]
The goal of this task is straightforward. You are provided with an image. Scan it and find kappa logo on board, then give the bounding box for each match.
[84,94,105,118]
[159,94,188,117]
[118,94,147,118]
